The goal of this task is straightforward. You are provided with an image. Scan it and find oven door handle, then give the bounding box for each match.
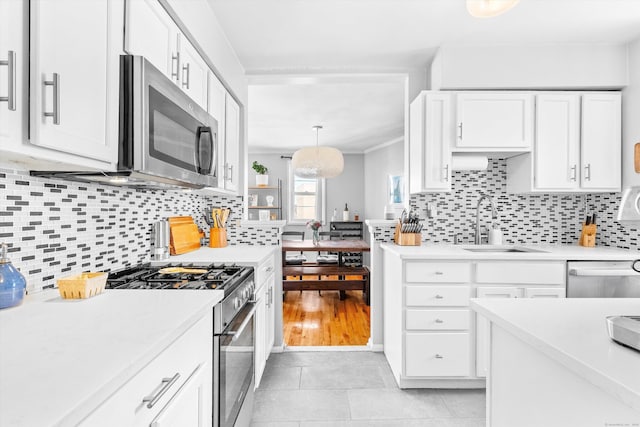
[227,303,256,342]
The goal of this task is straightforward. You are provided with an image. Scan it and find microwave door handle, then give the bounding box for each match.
[195,126,213,174]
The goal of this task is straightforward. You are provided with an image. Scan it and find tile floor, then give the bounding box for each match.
[251,351,486,427]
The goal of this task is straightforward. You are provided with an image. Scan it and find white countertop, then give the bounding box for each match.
[159,245,278,265]
[381,243,640,260]
[470,298,640,412]
[0,289,223,427]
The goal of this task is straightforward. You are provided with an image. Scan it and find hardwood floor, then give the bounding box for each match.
[283,285,370,347]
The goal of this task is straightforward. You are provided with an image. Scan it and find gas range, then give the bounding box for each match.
[106,263,252,293]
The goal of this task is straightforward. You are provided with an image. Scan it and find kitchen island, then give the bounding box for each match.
[471,298,640,427]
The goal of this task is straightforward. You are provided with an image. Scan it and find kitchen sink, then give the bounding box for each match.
[462,246,548,253]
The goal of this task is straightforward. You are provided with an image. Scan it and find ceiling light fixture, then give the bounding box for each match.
[466,0,520,18]
[291,125,344,179]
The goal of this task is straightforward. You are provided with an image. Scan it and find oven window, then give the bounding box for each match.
[148,86,202,172]
[220,306,254,427]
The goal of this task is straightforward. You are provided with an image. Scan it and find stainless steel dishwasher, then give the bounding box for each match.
[567,260,640,297]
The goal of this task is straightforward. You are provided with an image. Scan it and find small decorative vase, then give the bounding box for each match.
[312,229,320,246]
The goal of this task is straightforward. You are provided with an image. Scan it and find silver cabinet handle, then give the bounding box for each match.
[181,62,190,89]
[443,164,449,182]
[435,319,444,323]
[0,50,16,111]
[435,294,444,299]
[434,271,444,275]
[269,286,273,305]
[142,372,180,409]
[457,122,463,139]
[171,52,180,82]
[226,164,233,182]
[584,163,591,181]
[43,73,60,124]
[266,266,273,272]
[435,354,444,359]
[570,164,577,182]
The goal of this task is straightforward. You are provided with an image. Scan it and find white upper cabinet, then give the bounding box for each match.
[409,91,452,193]
[0,0,26,150]
[125,0,207,110]
[208,72,227,190]
[507,91,621,193]
[455,92,533,150]
[224,93,240,193]
[534,94,581,191]
[29,0,120,166]
[178,36,208,109]
[125,0,179,82]
[580,93,622,191]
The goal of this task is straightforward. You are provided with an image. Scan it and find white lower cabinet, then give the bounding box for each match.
[150,362,209,427]
[251,251,276,388]
[383,255,567,388]
[475,283,565,377]
[79,311,213,427]
[405,333,470,377]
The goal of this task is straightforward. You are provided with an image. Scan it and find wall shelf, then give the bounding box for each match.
[247,179,283,220]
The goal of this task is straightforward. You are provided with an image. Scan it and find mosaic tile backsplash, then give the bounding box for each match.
[0,168,281,292]
[374,159,639,251]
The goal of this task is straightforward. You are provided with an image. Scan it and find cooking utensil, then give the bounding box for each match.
[158,267,208,275]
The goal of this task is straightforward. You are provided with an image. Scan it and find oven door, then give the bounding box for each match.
[215,302,255,427]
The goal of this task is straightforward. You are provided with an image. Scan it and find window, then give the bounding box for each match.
[288,161,325,224]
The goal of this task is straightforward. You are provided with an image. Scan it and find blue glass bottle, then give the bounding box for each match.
[0,243,26,309]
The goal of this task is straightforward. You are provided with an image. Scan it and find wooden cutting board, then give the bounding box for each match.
[168,217,201,255]
[635,142,640,173]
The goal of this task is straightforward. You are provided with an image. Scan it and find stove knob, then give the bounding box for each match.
[233,297,240,309]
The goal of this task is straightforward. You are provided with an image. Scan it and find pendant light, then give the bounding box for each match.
[466,0,520,18]
[291,125,344,179]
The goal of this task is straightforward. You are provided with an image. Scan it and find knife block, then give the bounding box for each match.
[579,224,597,247]
[393,223,421,246]
[209,227,228,248]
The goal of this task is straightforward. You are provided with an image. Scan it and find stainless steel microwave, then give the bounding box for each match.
[32,55,218,189]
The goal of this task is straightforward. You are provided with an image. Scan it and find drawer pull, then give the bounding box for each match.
[434,271,444,275]
[143,372,180,409]
[435,295,444,299]
[435,319,444,323]
[435,354,444,359]
[266,266,273,272]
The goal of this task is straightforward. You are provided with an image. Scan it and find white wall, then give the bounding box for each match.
[364,140,405,220]
[623,38,640,187]
[431,44,628,90]
[326,154,365,221]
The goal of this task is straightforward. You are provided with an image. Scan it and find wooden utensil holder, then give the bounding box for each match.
[579,224,597,247]
[394,223,422,246]
[209,228,228,248]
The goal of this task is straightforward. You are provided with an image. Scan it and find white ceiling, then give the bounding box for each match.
[209,0,640,152]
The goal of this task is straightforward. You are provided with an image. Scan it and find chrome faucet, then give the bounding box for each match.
[475,194,498,245]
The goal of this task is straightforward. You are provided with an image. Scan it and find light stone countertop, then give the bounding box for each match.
[0,288,223,427]
[158,245,278,265]
[380,243,640,261]
[470,298,640,412]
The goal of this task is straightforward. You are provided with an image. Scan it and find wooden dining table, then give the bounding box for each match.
[281,239,371,304]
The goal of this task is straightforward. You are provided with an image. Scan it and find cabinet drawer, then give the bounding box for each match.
[406,309,470,331]
[476,262,565,285]
[406,286,470,307]
[405,333,470,377]
[257,255,275,284]
[405,262,472,283]
[80,312,212,426]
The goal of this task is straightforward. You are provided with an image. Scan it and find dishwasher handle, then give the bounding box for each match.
[569,267,640,277]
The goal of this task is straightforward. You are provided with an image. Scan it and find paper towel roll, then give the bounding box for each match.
[451,155,489,171]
